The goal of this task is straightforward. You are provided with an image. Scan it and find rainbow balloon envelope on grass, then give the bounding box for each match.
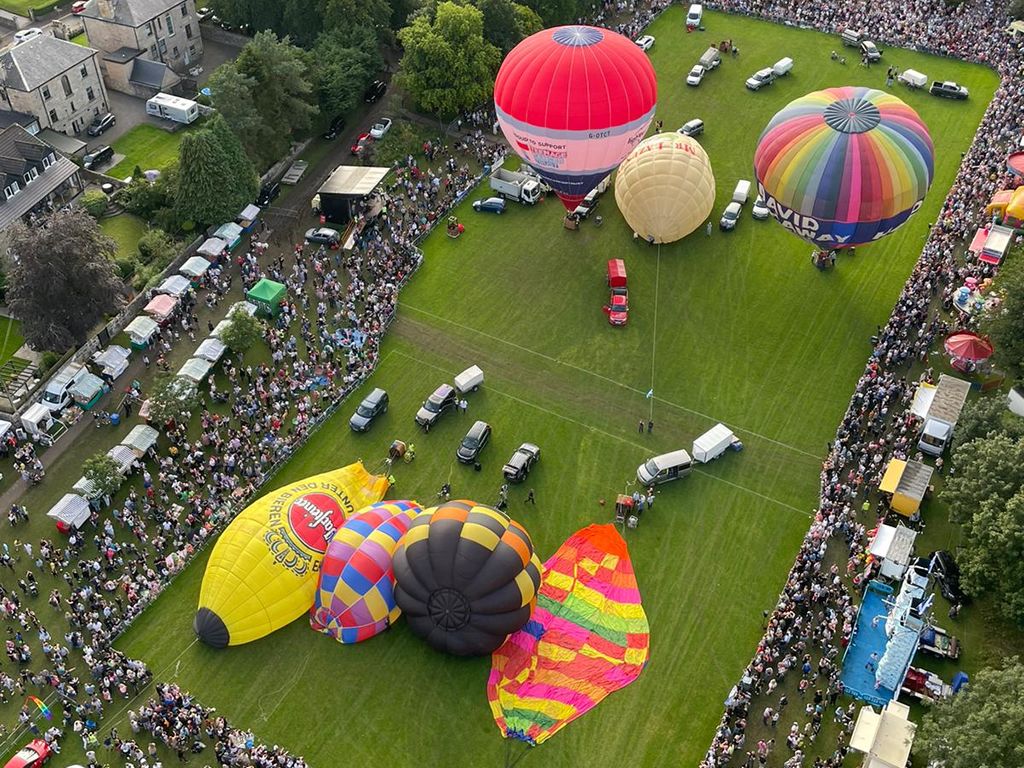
[753,86,934,248]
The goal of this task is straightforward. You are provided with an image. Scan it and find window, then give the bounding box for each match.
[172,46,179,58]
[61,75,72,97]
[158,39,167,54]
[42,153,55,168]
[4,183,18,200]
[70,100,75,112]
[156,15,162,30]
[80,65,88,78]
[166,15,174,35]
[146,22,153,36]
[23,167,38,184]
[150,45,158,58]
[87,86,95,102]
[48,109,58,124]
[181,3,187,15]
[42,85,50,100]
[185,23,193,38]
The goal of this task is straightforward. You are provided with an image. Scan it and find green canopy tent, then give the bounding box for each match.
[245,278,287,317]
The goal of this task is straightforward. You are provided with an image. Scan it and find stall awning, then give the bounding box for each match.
[210,319,230,339]
[0,419,11,440]
[69,372,105,403]
[317,165,390,197]
[144,294,178,321]
[125,315,159,342]
[177,357,213,383]
[214,222,243,243]
[47,493,91,528]
[121,423,159,456]
[968,227,988,255]
[198,237,228,259]
[228,301,257,317]
[180,255,211,278]
[238,203,261,222]
[879,459,933,516]
[910,382,936,419]
[93,345,130,374]
[851,701,916,768]
[106,444,138,475]
[156,275,192,297]
[195,337,226,363]
[72,475,98,498]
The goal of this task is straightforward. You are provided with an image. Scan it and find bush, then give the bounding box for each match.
[136,228,177,266]
[113,254,138,281]
[38,350,60,374]
[81,189,109,218]
[1012,0,1024,19]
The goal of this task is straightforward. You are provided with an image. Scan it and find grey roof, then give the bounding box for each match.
[0,111,40,131]
[102,46,143,64]
[0,125,78,230]
[130,57,170,88]
[82,0,185,27]
[0,35,96,92]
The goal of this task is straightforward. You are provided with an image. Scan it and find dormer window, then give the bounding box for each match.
[41,153,54,169]
[22,167,39,184]
[4,182,19,200]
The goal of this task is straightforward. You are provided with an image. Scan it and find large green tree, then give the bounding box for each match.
[174,131,233,226]
[82,453,123,499]
[6,209,124,351]
[475,0,541,52]
[953,394,1024,450]
[398,2,500,118]
[312,27,382,118]
[206,64,264,159]
[980,254,1024,380]
[917,656,1024,768]
[941,432,1024,524]
[219,310,264,360]
[206,113,260,202]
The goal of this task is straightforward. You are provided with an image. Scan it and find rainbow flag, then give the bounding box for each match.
[486,524,650,745]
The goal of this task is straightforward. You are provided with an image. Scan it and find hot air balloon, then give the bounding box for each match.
[392,501,542,656]
[494,25,657,210]
[194,463,389,648]
[487,524,649,746]
[614,132,716,243]
[753,86,934,248]
[310,500,422,644]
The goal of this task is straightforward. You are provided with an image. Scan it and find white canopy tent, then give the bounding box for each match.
[194,337,227,363]
[21,402,53,437]
[47,493,91,530]
[197,237,229,260]
[177,357,214,383]
[106,444,139,475]
[228,301,257,318]
[850,701,916,768]
[179,255,212,279]
[868,524,918,580]
[92,345,131,380]
[0,419,11,441]
[238,203,260,224]
[72,475,100,499]
[121,424,159,457]
[156,275,192,298]
[125,316,159,346]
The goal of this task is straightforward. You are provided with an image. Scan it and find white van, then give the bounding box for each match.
[637,449,693,486]
[732,180,752,204]
[686,3,702,27]
[40,361,89,414]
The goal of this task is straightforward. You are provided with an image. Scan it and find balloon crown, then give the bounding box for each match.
[823,97,881,134]
[552,26,603,46]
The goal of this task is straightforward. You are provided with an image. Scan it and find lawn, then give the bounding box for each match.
[0,316,24,365]
[2,8,1003,768]
[109,10,1001,768]
[107,124,191,178]
[99,212,147,258]
[0,0,49,14]
[70,31,88,46]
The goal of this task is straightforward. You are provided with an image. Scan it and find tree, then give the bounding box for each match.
[398,2,501,118]
[136,229,177,266]
[1012,0,1024,19]
[941,433,1024,526]
[207,64,265,162]
[6,209,124,352]
[312,28,382,118]
[219,310,264,359]
[147,375,200,425]
[174,117,257,227]
[979,255,1024,380]
[517,0,578,26]
[959,492,1024,624]
[953,394,1024,450]
[917,657,1024,768]
[206,113,260,204]
[82,453,123,500]
[323,0,392,37]
[475,0,540,52]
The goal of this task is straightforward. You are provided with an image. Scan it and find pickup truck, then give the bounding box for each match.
[745,68,775,90]
[930,80,969,99]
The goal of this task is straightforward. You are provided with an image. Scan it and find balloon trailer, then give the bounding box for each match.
[614,494,640,529]
[446,215,464,239]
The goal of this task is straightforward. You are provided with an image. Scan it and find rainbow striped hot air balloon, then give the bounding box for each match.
[753,87,934,248]
[494,25,657,211]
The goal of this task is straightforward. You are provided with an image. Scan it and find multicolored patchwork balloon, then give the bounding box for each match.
[753,86,934,248]
[494,25,657,211]
[311,501,422,644]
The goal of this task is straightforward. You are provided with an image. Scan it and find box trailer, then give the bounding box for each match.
[917,374,971,456]
[146,93,200,124]
[692,423,737,463]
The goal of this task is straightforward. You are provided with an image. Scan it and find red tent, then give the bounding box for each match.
[944,332,993,362]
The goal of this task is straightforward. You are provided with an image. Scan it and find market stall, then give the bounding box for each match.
[177,357,214,383]
[245,278,287,317]
[124,315,159,349]
[850,700,916,768]
[214,222,244,251]
[21,402,53,437]
[868,523,918,580]
[195,337,227,363]
[878,459,934,517]
[228,300,257,318]
[179,255,211,283]
[237,203,261,232]
[121,424,159,458]
[144,294,179,324]
[92,345,131,380]
[106,443,139,475]
[197,237,229,263]
[46,493,91,533]
[980,224,1014,265]
[69,372,107,410]
[155,274,192,298]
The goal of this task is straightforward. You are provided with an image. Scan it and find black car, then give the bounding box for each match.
[256,182,280,206]
[502,442,540,482]
[83,145,113,170]
[364,79,387,103]
[86,112,116,137]
[930,550,967,605]
[457,420,491,463]
[349,387,388,432]
[322,115,346,140]
[415,384,456,430]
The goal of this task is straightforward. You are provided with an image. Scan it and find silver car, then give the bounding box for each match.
[751,196,770,220]
[719,201,742,230]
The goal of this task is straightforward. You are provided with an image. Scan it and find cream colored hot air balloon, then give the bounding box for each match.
[614,133,716,244]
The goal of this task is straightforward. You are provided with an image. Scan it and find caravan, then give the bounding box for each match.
[146,93,200,124]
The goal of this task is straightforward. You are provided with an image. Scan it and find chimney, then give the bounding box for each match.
[97,0,115,19]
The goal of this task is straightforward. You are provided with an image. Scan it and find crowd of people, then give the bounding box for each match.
[699,0,1024,765]
[0,124,497,762]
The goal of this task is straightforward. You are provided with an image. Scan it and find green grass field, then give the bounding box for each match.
[99,212,148,258]
[0,8,1004,768]
[0,0,49,14]
[107,124,191,178]
[70,31,88,46]
[109,10,1001,768]
[0,316,24,365]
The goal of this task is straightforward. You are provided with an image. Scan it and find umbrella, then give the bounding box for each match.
[944,332,993,362]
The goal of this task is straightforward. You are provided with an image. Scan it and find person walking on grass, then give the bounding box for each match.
[526,488,535,505]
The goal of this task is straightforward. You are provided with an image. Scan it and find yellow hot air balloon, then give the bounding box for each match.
[614,132,716,244]
[195,462,389,647]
